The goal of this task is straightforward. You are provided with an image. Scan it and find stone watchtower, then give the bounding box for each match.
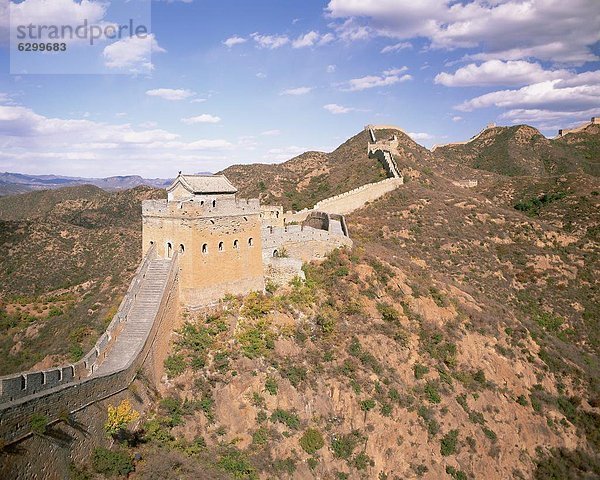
[142,173,264,306]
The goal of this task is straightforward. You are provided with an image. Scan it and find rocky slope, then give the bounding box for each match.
[2,123,599,479]
[434,124,600,177]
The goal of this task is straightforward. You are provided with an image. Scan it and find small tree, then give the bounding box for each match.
[105,399,140,439]
[299,428,324,455]
[30,413,49,435]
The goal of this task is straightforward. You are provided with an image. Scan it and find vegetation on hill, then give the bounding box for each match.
[220,130,389,211]
[434,124,600,177]
[0,185,165,374]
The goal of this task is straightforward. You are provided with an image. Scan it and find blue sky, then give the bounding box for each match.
[0,0,599,177]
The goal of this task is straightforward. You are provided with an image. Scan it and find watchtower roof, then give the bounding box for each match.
[168,173,238,195]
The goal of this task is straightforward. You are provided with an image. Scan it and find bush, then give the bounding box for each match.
[30,413,48,435]
[360,399,376,412]
[440,429,459,456]
[92,447,134,476]
[164,354,186,378]
[331,430,363,459]
[377,302,400,323]
[424,381,441,404]
[446,465,468,480]
[252,427,268,446]
[105,399,140,436]
[299,428,325,454]
[217,448,258,480]
[414,364,429,379]
[270,409,300,430]
[237,319,275,359]
[264,376,278,395]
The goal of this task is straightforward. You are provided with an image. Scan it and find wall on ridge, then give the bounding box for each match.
[0,268,180,480]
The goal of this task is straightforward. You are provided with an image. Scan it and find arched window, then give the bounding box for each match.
[150,241,154,246]
[212,200,216,207]
[273,249,278,257]
[20,375,26,390]
[276,211,279,218]
[200,201,205,206]
[233,239,239,249]
[202,243,208,254]
[167,242,173,258]
[248,237,254,247]
[218,241,224,251]
[179,244,185,254]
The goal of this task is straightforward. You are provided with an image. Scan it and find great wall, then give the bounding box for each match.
[0,126,406,478]
[557,116,600,137]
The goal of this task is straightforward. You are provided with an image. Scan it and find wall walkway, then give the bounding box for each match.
[0,247,179,445]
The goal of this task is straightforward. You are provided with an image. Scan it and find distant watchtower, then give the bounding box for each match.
[142,173,264,306]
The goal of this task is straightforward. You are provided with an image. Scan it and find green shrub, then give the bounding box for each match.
[440,429,459,456]
[264,376,278,395]
[483,427,497,442]
[217,448,258,480]
[377,302,400,323]
[92,447,134,476]
[270,409,300,430]
[237,319,275,359]
[331,430,363,459]
[164,354,186,378]
[424,381,442,404]
[414,363,429,379]
[299,428,325,454]
[30,413,48,435]
[360,399,376,412]
[516,394,529,406]
[252,427,268,446]
[446,465,468,480]
[352,452,374,470]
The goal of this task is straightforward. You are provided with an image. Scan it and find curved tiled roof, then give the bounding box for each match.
[168,174,238,194]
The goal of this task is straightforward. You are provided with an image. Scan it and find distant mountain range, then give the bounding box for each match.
[0,172,185,196]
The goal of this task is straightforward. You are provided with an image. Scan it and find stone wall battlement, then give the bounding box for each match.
[0,245,158,405]
[0,248,179,444]
[142,197,261,219]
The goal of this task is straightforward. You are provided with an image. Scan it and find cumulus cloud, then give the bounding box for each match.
[326,0,600,65]
[326,65,336,73]
[323,103,355,114]
[292,31,335,48]
[408,132,434,141]
[223,35,247,48]
[499,107,600,125]
[340,68,412,91]
[146,88,196,101]
[103,34,165,72]
[181,114,221,124]
[0,104,238,176]
[250,33,289,49]
[456,78,600,112]
[435,60,571,87]
[280,87,313,96]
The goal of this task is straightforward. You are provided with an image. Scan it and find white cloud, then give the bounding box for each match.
[456,78,600,112]
[250,33,289,49]
[103,34,165,73]
[435,60,571,87]
[256,72,267,79]
[326,0,600,65]
[408,132,434,141]
[499,107,600,125]
[323,103,355,114]
[262,145,307,162]
[381,42,412,54]
[223,35,247,48]
[190,98,207,103]
[452,116,463,122]
[181,114,222,124]
[341,69,412,91]
[326,65,336,73]
[261,129,281,136]
[280,87,313,96]
[0,104,239,177]
[292,31,335,48]
[146,88,196,101]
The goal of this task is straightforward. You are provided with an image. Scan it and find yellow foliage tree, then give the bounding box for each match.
[104,399,140,436]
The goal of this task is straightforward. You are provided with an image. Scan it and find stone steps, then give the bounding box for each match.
[93,258,172,375]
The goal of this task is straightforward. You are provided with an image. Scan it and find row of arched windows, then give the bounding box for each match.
[162,238,254,258]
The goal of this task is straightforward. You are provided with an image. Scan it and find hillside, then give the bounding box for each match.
[433,125,600,177]
[221,130,388,211]
[116,164,599,480]
[0,185,165,375]
[2,124,599,479]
